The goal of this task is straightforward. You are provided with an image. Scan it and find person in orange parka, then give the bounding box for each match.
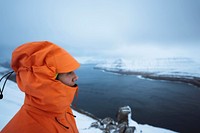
[1,41,80,133]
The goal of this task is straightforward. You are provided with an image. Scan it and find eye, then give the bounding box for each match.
[67,71,73,75]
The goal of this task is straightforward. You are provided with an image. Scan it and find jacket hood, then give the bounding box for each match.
[11,41,80,114]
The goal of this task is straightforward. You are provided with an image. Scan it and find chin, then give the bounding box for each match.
[72,84,78,87]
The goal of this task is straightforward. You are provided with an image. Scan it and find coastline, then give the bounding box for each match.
[95,68,200,88]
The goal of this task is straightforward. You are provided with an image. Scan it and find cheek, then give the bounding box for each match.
[58,75,70,85]
[63,77,71,84]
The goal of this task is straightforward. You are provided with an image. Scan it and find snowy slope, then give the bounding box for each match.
[0,73,177,133]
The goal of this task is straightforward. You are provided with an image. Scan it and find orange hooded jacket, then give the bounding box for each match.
[1,41,80,133]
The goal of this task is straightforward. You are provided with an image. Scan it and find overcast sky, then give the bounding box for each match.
[0,0,200,61]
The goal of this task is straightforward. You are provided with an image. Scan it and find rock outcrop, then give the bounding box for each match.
[91,106,138,133]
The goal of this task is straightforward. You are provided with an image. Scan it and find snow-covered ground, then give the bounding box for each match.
[0,73,177,133]
[94,58,200,78]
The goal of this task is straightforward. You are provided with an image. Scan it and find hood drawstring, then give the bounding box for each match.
[67,112,76,117]
[0,71,14,99]
[55,112,76,130]
[55,117,69,129]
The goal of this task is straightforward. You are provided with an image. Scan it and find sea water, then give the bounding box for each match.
[75,64,200,133]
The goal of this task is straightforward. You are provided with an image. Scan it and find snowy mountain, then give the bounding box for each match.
[0,71,177,133]
[94,58,200,87]
[75,56,107,65]
[95,58,200,76]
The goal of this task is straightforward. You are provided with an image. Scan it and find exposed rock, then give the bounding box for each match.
[101,117,116,125]
[91,106,136,133]
[124,127,136,133]
[117,106,131,124]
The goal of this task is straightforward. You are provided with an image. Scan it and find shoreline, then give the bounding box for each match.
[95,68,200,88]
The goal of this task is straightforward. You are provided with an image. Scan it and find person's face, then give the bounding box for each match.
[57,71,78,87]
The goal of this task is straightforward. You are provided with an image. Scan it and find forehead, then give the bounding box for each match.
[60,71,74,75]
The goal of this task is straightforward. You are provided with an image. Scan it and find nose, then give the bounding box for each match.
[73,72,79,82]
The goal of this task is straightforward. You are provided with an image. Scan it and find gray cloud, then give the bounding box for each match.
[0,0,200,60]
